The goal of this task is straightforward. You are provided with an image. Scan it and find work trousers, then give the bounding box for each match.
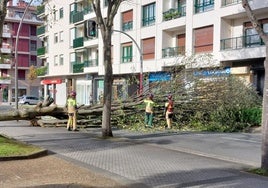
[145,112,153,127]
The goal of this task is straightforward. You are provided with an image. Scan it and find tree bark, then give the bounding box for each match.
[91,0,124,137]
[242,0,268,169]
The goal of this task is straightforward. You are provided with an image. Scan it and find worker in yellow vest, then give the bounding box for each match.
[144,93,155,127]
[66,91,78,131]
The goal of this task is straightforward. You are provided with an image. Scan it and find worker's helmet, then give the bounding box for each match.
[70,91,76,96]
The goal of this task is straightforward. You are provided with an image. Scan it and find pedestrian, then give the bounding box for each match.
[66,91,78,131]
[164,94,174,129]
[144,93,155,127]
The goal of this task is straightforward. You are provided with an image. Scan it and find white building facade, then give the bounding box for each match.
[37,0,267,106]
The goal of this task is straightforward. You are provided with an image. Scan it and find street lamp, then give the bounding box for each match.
[14,0,34,109]
[112,29,143,95]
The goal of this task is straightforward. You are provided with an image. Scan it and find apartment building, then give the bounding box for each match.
[37,0,267,106]
[0,0,43,103]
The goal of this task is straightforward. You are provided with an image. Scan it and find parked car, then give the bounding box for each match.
[18,95,40,105]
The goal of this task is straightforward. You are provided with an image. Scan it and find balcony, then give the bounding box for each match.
[2,27,11,38]
[37,25,46,36]
[220,34,264,50]
[72,62,84,73]
[1,45,11,54]
[72,11,84,24]
[73,37,84,48]
[84,59,98,67]
[163,6,186,21]
[37,47,46,56]
[162,46,185,58]
[0,77,11,84]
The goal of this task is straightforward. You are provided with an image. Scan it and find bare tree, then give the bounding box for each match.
[90,0,124,137]
[242,0,268,170]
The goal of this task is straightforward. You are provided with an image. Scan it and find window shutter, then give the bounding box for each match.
[194,25,213,53]
[142,37,155,60]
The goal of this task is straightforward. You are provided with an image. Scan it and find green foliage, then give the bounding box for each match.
[113,59,262,132]
[248,168,268,176]
[36,66,47,76]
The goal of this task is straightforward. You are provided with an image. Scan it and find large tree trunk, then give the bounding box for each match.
[102,30,113,137]
[242,0,268,169]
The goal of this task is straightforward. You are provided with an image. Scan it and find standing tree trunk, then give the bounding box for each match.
[91,0,124,137]
[242,0,268,169]
[102,30,113,137]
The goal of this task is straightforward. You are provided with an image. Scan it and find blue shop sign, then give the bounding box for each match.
[149,72,171,82]
[194,67,231,77]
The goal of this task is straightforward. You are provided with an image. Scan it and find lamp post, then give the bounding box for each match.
[112,29,143,95]
[14,0,34,109]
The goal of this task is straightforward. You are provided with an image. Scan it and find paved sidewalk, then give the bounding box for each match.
[1,120,268,188]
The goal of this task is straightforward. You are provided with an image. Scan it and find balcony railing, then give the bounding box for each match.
[142,16,155,27]
[220,34,265,50]
[162,46,185,58]
[37,47,46,56]
[122,21,133,32]
[37,25,46,35]
[73,37,84,48]
[72,11,84,23]
[0,47,12,54]
[163,6,186,21]
[84,59,98,67]
[72,62,84,73]
[0,77,11,84]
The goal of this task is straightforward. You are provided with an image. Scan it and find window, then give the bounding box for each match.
[70,28,75,47]
[30,41,36,51]
[122,10,133,31]
[122,43,132,63]
[30,56,36,66]
[244,20,268,47]
[142,3,155,27]
[54,55,58,66]
[54,33,58,43]
[59,7,64,19]
[59,54,64,65]
[142,37,155,60]
[195,0,214,13]
[194,25,213,53]
[18,70,25,80]
[59,31,64,42]
[30,25,36,36]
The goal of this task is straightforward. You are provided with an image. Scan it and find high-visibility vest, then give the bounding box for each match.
[67,98,77,113]
[144,99,154,113]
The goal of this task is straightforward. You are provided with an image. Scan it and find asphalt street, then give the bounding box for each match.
[0,120,268,188]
